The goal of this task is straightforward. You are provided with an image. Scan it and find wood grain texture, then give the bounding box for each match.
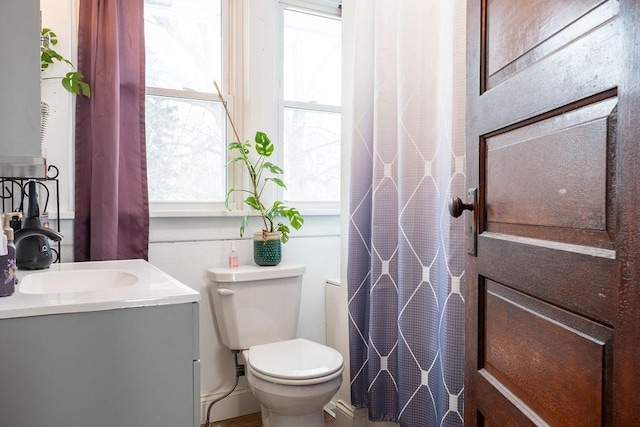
[485,0,616,89]
[478,16,619,135]
[486,0,604,75]
[485,98,614,234]
[478,232,615,326]
[483,280,612,426]
[465,0,637,425]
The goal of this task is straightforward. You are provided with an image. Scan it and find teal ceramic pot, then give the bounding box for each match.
[253,232,282,266]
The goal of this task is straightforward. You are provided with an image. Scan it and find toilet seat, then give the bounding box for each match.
[248,338,343,386]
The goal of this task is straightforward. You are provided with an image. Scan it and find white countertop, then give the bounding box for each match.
[0,259,200,319]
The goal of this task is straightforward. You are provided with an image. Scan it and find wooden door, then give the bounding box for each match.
[463,1,640,425]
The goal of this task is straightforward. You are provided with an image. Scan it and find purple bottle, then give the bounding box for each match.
[0,233,13,297]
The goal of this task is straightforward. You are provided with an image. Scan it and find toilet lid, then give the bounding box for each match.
[249,338,343,380]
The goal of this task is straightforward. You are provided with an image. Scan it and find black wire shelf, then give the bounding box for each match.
[0,164,62,263]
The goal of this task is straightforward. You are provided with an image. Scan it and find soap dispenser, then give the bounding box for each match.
[0,213,20,297]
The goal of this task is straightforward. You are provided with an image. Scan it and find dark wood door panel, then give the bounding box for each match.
[478,233,616,326]
[478,12,619,135]
[483,97,617,249]
[480,279,612,426]
[485,0,617,89]
[475,370,549,427]
[466,1,640,425]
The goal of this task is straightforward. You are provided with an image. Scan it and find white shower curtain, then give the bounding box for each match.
[347,1,466,425]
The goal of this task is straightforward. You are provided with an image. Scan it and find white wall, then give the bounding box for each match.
[40,0,77,217]
[40,0,342,422]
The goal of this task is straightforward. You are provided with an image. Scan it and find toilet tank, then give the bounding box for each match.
[207,264,305,350]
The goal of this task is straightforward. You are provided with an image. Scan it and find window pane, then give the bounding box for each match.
[146,96,226,202]
[145,0,221,93]
[283,9,341,105]
[283,108,340,202]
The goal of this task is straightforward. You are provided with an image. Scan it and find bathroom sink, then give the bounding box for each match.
[19,269,139,294]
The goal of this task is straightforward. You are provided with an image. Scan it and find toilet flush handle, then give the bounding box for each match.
[217,288,235,296]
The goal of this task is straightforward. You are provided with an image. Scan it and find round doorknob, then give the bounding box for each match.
[449,196,474,218]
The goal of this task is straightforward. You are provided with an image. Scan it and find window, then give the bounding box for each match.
[143,1,342,210]
[281,4,342,204]
[144,0,226,204]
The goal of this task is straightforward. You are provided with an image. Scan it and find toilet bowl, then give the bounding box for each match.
[244,338,343,427]
[208,264,344,427]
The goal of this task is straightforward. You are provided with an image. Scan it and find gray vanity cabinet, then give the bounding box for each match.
[0,302,200,427]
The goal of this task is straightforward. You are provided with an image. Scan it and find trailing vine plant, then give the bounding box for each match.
[41,27,90,97]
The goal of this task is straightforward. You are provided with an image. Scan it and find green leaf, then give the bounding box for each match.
[245,196,261,211]
[265,177,287,189]
[41,52,52,65]
[227,141,244,151]
[225,156,245,166]
[62,72,77,94]
[61,77,74,94]
[262,162,284,174]
[79,81,91,98]
[224,188,235,210]
[276,223,291,243]
[41,28,59,49]
[240,214,249,238]
[268,201,285,217]
[286,208,304,230]
[254,131,274,157]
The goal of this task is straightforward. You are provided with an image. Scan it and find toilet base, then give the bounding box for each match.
[261,405,325,427]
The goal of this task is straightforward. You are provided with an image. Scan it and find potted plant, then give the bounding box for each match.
[215,83,304,266]
[40,28,90,97]
[40,28,90,143]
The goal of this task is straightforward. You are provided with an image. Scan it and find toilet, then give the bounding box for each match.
[208,264,343,427]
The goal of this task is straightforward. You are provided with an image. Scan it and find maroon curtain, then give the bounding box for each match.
[74,0,149,261]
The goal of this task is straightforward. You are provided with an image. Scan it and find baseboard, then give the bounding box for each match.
[200,385,260,424]
[334,400,368,427]
[325,399,338,417]
[334,400,400,427]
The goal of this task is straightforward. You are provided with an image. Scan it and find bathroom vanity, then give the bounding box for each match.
[0,260,200,427]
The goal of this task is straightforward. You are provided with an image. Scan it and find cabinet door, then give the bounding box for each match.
[0,303,198,427]
[0,0,42,167]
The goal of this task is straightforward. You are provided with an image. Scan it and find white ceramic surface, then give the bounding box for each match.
[208,263,305,350]
[0,259,199,319]
[19,269,139,294]
[207,264,306,282]
[249,338,343,382]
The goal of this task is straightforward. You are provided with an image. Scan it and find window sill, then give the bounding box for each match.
[149,208,340,219]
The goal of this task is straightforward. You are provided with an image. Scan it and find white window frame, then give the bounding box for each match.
[147,0,245,217]
[277,0,342,212]
[146,0,342,218]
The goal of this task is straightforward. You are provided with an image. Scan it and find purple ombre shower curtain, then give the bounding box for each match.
[347,1,466,425]
[74,0,149,261]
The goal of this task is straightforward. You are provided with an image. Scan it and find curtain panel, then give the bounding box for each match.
[74,0,149,261]
[347,1,466,425]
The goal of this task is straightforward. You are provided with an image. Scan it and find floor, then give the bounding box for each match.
[206,411,336,427]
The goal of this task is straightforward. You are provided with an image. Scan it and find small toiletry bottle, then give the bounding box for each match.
[0,233,11,297]
[0,213,20,297]
[228,242,239,268]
